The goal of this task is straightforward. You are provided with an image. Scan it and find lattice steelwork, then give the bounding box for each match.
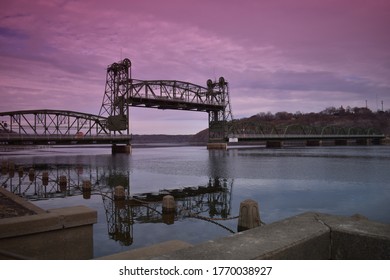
[99,58,131,135]
[227,120,385,141]
[0,110,130,145]
[207,77,233,142]
[98,58,233,142]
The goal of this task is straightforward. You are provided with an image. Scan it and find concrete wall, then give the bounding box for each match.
[150,212,390,260]
[0,205,97,260]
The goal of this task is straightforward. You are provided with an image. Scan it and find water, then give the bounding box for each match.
[1,145,390,258]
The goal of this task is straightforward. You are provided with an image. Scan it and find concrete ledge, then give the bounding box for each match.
[97,240,193,260]
[0,187,45,215]
[316,213,390,259]
[0,205,97,238]
[0,212,64,238]
[155,212,330,260]
[0,194,97,259]
[48,206,98,228]
[148,212,390,260]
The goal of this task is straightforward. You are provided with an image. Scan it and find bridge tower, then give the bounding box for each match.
[207,77,233,148]
[99,58,132,153]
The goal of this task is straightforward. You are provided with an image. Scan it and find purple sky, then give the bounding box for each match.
[1,0,389,134]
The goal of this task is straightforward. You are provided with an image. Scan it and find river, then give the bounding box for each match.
[1,144,389,258]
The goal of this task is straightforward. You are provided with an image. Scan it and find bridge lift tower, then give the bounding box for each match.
[99,58,233,151]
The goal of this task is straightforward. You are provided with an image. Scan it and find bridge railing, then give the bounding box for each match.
[228,133,385,141]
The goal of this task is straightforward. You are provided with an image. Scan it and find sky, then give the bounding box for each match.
[0,0,389,134]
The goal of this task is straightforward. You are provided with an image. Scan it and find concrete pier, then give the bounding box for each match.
[306,139,322,146]
[266,140,283,148]
[237,199,261,232]
[112,144,132,154]
[356,138,371,145]
[162,195,176,214]
[114,185,126,200]
[0,188,97,260]
[334,139,348,145]
[207,142,228,150]
[82,180,92,199]
[381,137,390,145]
[162,195,176,225]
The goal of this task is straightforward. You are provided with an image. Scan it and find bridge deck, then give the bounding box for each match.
[127,96,224,111]
[230,134,386,141]
[0,134,131,145]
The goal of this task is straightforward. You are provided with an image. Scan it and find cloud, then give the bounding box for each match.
[0,0,389,134]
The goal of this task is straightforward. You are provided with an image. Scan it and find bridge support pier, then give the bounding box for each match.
[356,139,370,145]
[266,141,283,148]
[334,139,348,146]
[112,144,132,154]
[306,140,322,146]
[207,142,228,150]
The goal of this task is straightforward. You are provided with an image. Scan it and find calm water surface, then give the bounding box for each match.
[1,145,389,258]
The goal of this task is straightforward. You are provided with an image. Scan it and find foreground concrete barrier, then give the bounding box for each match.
[0,188,97,260]
[112,212,389,260]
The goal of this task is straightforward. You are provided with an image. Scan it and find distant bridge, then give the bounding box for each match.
[227,122,385,146]
[0,58,385,151]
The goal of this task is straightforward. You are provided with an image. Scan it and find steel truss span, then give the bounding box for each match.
[0,109,131,145]
[98,58,233,142]
[227,121,384,138]
[128,79,225,111]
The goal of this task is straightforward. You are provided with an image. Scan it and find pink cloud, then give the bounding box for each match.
[0,0,389,134]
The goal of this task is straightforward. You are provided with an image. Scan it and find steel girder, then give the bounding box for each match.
[0,109,107,136]
[0,109,131,145]
[98,58,233,142]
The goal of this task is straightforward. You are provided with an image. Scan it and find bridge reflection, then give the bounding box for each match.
[0,161,234,246]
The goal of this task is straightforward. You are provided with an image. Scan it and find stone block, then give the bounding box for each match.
[156,212,330,260]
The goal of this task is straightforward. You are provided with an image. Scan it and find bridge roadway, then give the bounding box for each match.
[0,134,131,145]
[229,133,386,141]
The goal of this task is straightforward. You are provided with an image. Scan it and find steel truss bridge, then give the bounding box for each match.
[0,109,131,145]
[0,57,385,147]
[98,58,233,142]
[227,121,385,145]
